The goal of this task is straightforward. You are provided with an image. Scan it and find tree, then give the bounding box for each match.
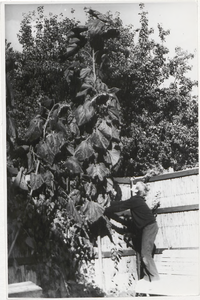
[97,3,198,175]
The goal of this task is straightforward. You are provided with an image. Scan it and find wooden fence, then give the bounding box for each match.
[8,168,199,296]
[93,168,199,295]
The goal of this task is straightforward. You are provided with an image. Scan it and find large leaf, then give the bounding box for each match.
[30,173,44,191]
[86,163,110,181]
[90,129,110,149]
[66,199,82,224]
[74,140,94,162]
[14,167,28,190]
[107,148,121,167]
[81,200,104,224]
[87,18,104,36]
[98,119,112,140]
[80,67,92,79]
[87,9,111,23]
[36,132,66,165]
[42,170,54,190]
[108,106,120,122]
[63,157,83,174]
[74,101,96,126]
[24,116,44,144]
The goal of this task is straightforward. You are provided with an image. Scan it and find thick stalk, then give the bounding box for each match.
[92,49,96,83]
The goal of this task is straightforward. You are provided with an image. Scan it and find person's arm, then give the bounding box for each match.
[104,198,133,216]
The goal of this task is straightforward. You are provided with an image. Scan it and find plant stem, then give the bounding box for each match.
[92,49,96,83]
[43,103,59,138]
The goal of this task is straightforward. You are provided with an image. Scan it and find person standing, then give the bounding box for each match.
[104,181,159,282]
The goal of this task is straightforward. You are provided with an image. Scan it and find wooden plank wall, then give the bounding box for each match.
[94,168,199,293]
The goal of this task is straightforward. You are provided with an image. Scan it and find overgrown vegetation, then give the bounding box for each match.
[6,4,198,297]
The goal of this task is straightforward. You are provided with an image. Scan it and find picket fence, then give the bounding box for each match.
[93,168,199,295]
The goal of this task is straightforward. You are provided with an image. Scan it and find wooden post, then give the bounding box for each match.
[97,235,105,291]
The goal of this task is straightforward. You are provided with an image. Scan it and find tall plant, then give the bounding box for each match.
[7,7,122,297]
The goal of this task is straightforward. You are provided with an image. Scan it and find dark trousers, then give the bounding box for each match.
[141,222,159,281]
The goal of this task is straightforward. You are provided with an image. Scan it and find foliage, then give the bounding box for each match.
[98,4,198,175]
[7,6,122,296]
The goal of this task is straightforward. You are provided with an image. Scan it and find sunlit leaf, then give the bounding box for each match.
[36,132,66,165]
[80,68,92,79]
[81,199,104,224]
[98,119,112,140]
[63,156,83,174]
[74,101,95,126]
[107,148,120,167]
[90,129,110,149]
[30,173,44,191]
[87,9,111,23]
[74,139,94,162]
[87,19,104,36]
[14,167,28,190]
[86,163,110,181]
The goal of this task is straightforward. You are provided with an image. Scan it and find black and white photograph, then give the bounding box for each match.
[1,0,199,298]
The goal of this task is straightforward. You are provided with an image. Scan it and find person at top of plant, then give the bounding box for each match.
[104,181,160,282]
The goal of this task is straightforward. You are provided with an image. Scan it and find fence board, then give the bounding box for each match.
[94,168,199,294]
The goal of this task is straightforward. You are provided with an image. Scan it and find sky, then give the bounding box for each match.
[3,0,199,81]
